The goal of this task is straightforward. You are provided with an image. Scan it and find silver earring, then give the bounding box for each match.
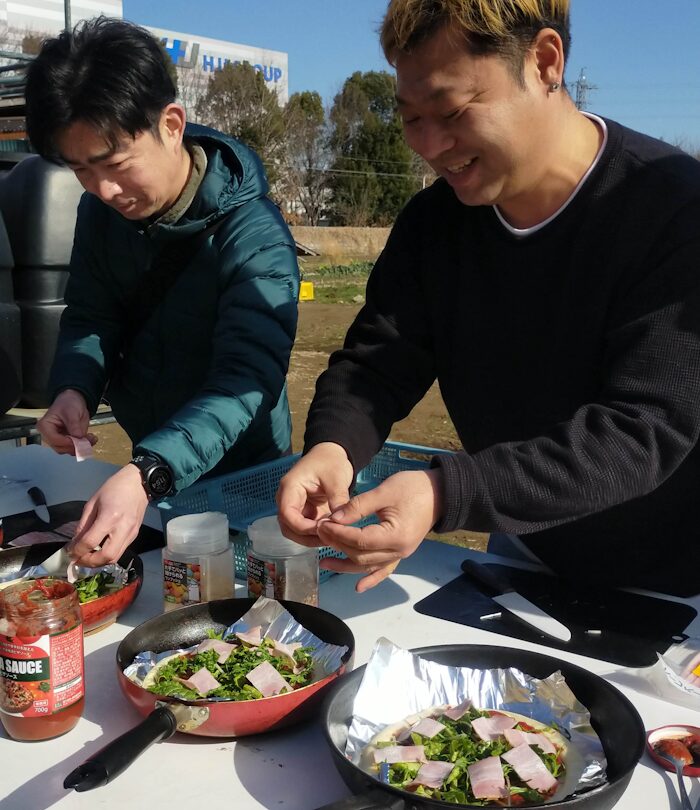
[549,81,561,93]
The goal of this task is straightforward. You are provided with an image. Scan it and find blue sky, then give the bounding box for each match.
[122,0,700,149]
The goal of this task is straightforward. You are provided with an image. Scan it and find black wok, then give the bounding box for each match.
[317,644,645,810]
[64,598,355,791]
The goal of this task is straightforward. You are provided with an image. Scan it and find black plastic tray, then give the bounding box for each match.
[1,500,163,555]
[414,562,697,667]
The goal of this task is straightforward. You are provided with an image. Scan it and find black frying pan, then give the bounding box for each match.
[317,645,645,810]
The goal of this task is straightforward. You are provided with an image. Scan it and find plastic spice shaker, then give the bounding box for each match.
[163,512,235,611]
[247,515,319,606]
[0,578,84,740]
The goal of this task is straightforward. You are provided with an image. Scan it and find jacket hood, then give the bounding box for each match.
[151,123,270,239]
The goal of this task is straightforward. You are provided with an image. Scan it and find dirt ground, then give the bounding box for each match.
[92,301,487,551]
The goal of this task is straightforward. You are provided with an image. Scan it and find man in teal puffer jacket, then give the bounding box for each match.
[24,18,299,566]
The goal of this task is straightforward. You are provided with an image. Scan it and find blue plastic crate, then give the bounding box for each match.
[158,441,448,581]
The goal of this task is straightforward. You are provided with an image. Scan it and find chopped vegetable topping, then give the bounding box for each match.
[374,707,565,806]
[146,634,314,701]
[74,572,118,604]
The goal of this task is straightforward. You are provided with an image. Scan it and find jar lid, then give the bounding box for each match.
[166,512,229,555]
[247,515,311,557]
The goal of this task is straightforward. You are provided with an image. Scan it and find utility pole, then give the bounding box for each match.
[572,67,598,111]
[64,0,71,31]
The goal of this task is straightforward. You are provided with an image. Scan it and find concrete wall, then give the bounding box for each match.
[291,226,390,260]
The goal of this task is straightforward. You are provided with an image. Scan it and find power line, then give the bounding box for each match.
[274,163,424,180]
[335,154,419,167]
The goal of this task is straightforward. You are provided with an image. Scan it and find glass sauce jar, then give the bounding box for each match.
[0,578,85,741]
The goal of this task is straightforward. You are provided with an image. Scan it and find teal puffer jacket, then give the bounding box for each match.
[49,124,299,493]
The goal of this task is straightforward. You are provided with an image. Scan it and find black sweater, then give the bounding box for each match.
[305,119,700,595]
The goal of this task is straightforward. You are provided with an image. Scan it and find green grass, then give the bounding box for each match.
[301,259,373,304]
[312,260,374,277]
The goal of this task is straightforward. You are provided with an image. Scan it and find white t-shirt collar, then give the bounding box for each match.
[493,112,608,238]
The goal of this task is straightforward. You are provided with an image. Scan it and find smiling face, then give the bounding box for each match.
[54,105,190,221]
[395,25,556,215]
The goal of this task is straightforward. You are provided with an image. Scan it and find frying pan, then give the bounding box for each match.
[317,645,645,810]
[0,541,143,632]
[64,597,355,791]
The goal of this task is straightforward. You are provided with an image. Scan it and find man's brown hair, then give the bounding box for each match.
[380,0,571,84]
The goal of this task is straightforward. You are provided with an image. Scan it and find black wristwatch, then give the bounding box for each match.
[130,454,175,500]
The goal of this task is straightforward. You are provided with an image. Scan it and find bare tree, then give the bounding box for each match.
[177,65,207,123]
[195,62,285,186]
[282,91,329,225]
[671,136,700,162]
[330,175,377,227]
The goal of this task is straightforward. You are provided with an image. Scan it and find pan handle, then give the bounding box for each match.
[64,705,178,791]
[315,789,405,809]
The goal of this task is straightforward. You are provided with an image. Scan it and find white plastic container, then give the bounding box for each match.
[163,512,235,612]
[247,515,319,606]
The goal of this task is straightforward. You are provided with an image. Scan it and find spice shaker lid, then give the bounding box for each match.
[166,512,229,555]
[247,515,310,557]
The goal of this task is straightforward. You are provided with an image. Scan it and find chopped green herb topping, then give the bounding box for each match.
[146,635,314,701]
[74,572,118,604]
[378,708,565,806]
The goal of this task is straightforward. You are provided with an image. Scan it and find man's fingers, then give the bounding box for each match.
[356,561,400,592]
[69,507,115,561]
[317,519,393,556]
[70,522,137,566]
[72,537,124,567]
[319,558,400,590]
[52,438,79,455]
[326,487,351,514]
[277,530,326,548]
[278,511,323,540]
[68,524,108,561]
[320,550,398,570]
[327,484,392,527]
[37,422,75,453]
[71,501,99,545]
[277,481,326,536]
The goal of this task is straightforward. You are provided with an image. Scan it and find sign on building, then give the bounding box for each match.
[147,25,289,114]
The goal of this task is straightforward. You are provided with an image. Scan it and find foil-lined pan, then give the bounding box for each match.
[124,595,350,698]
[345,638,607,801]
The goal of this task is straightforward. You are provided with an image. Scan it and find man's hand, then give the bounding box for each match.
[316,468,444,592]
[276,442,354,544]
[37,389,98,455]
[68,464,148,566]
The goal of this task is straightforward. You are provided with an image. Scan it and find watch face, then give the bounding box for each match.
[148,466,173,497]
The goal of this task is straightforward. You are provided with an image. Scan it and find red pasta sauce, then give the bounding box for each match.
[0,578,85,740]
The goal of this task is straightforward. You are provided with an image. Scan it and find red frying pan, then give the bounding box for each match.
[64,597,355,791]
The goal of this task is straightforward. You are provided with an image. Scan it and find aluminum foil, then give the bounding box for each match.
[0,560,129,588]
[67,561,129,589]
[346,638,607,799]
[124,595,349,698]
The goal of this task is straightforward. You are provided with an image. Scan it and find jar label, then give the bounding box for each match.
[247,552,278,599]
[0,624,84,717]
[163,558,201,607]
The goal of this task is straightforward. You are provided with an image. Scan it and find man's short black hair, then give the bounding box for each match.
[25,16,177,160]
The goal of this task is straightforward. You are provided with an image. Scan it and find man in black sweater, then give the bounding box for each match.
[277,0,700,595]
